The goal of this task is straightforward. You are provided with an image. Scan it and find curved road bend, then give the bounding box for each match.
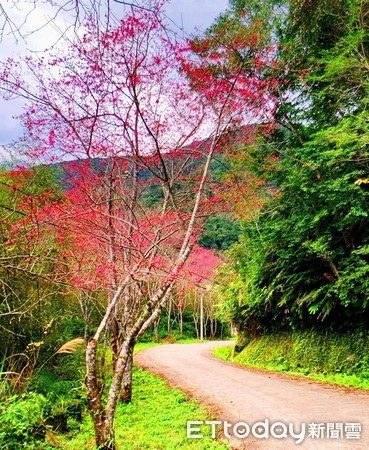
[135,341,369,449]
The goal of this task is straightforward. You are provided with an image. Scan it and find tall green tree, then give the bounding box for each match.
[214,0,369,334]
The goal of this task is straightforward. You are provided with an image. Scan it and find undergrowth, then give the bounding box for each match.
[213,330,369,390]
[59,367,229,450]
[0,340,228,449]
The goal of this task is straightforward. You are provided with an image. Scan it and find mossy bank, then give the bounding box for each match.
[214,329,369,390]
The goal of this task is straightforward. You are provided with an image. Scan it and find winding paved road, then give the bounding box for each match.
[135,341,369,449]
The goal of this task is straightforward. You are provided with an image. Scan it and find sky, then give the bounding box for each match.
[0,0,229,147]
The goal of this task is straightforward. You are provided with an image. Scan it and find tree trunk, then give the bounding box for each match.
[153,316,160,342]
[179,309,183,337]
[85,339,108,448]
[120,346,133,404]
[105,339,132,446]
[80,293,90,343]
[97,439,116,450]
[84,121,221,449]
[167,299,171,335]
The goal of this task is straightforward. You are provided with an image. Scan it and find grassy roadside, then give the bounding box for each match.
[213,331,369,390]
[133,338,202,354]
[58,341,229,450]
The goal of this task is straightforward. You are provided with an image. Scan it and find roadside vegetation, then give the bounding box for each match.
[0,341,228,450]
[213,330,369,390]
[58,366,228,450]
[206,0,369,390]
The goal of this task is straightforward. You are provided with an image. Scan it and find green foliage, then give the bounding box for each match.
[0,392,49,449]
[213,328,369,389]
[0,377,87,449]
[140,182,164,207]
[212,0,369,334]
[140,311,197,342]
[59,367,229,450]
[0,349,87,448]
[199,216,241,250]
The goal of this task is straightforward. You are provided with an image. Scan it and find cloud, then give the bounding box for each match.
[0,97,26,145]
[1,2,66,57]
[0,0,229,146]
[164,0,228,34]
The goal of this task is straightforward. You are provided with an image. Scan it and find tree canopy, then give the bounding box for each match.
[214,0,369,335]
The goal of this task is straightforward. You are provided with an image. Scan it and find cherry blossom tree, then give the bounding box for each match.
[0,1,276,447]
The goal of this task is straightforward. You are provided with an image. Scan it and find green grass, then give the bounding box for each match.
[134,341,163,354]
[116,368,228,449]
[213,331,369,390]
[58,366,228,450]
[134,338,203,354]
[56,339,228,449]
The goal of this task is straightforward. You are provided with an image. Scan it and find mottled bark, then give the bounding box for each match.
[120,347,133,403]
[153,316,160,342]
[104,339,132,444]
[85,339,107,448]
